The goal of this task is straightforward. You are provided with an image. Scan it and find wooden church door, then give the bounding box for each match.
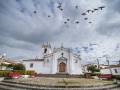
[59,62,66,72]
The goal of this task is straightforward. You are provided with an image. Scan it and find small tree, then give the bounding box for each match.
[87,65,100,73]
[13,64,25,70]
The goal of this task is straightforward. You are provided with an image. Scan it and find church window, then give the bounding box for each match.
[44,48,47,53]
[30,63,33,68]
[61,53,64,57]
[114,69,118,73]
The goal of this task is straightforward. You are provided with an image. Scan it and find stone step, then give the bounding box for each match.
[0,84,27,90]
[0,81,119,90]
[0,82,44,90]
[38,74,83,78]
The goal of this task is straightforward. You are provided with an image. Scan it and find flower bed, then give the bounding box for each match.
[98,74,112,79]
[0,70,35,77]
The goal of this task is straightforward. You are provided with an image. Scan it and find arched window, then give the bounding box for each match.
[114,69,118,73]
[44,48,47,53]
[30,63,33,68]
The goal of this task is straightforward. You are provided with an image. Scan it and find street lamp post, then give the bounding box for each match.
[105,55,112,75]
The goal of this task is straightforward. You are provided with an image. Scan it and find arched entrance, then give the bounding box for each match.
[59,62,66,72]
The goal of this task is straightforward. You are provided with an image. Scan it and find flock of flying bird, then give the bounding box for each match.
[81,6,105,24]
[33,2,105,25]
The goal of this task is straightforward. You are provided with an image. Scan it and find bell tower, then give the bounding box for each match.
[42,42,52,56]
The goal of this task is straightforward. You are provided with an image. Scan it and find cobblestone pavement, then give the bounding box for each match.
[8,77,114,86]
[0,77,119,90]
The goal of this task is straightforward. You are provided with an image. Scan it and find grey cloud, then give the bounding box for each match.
[0,36,36,51]
[104,0,120,13]
[96,0,120,37]
[0,0,120,60]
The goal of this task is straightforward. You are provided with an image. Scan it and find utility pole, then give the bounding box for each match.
[106,56,112,75]
[96,58,100,69]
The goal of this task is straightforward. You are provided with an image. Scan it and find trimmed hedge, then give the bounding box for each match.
[0,70,10,77]
[0,70,35,77]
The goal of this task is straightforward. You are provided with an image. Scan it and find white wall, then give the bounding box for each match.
[23,61,51,74]
[53,49,83,75]
[100,68,111,74]
[70,55,83,75]
[100,67,120,75]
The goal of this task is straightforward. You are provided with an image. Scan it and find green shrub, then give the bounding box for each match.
[0,70,10,77]
[87,65,100,74]
[13,64,25,70]
[24,70,35,75]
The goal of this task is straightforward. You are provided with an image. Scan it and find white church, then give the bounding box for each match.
[23,43,83,75]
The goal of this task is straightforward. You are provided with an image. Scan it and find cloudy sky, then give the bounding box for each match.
[0,0,120,63]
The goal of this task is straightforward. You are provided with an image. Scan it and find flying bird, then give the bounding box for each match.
[48,15,51,18]
[75,21,79,24]
[64,21,67,24]
[88,21,92,23]
[57,5,61,8]
[67,18,70,21]
[81,13,86,15]
[86,10,91,13]
[60,8,63,11]
[99,6,105,10]
[57,2,62,10]
[75,5,78,9]
[34,11,37,14]
[94,8,98,11]
[84,18,88,20]
[91,10,94,13]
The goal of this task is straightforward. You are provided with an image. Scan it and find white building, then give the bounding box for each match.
[100,64,120,75]
[83,64,120,75]
[23,43,83,75]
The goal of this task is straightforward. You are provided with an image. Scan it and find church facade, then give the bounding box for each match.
[23,43,83,75]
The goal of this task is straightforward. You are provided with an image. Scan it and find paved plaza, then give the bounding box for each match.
[9,77,114,86]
